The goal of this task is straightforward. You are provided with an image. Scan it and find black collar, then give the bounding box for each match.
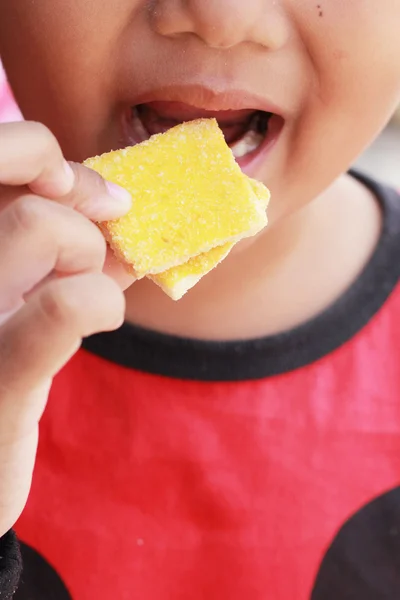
[83,172,400,381]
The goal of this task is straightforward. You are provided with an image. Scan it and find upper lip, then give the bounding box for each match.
[131,83,284,117]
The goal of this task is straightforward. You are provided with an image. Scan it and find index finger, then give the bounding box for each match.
[0,122,132,221]
[0,121,74,198]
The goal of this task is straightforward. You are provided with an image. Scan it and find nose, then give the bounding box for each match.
[151,0,289,51]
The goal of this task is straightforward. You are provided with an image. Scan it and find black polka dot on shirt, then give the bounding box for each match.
[13,542,71,600]
[312,487,400,598]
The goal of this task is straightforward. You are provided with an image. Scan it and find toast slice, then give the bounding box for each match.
[84,119,269,279]
[148,242,234,300]
[149,179,270,300]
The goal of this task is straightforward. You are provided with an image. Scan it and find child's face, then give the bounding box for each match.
[1,1,400,222]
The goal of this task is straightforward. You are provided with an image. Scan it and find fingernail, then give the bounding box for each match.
[105,181,132,209]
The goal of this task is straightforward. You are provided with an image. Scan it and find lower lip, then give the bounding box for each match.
[234,114,283,178]
[121,109,284,179]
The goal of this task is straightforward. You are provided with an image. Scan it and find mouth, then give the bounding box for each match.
[121,93,284,176]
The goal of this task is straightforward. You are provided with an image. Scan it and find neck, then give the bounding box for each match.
[124,174,382,340]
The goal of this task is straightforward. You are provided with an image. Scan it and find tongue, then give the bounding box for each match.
[137,102,255,145]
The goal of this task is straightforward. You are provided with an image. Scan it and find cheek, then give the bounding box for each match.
[266,0,400,222]
[309,1,400,114]
[0,1,138,161]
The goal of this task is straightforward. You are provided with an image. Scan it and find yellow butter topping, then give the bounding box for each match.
[84,119,268,278]
[149,178,270,299]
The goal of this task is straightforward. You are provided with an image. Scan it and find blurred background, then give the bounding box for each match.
[1,62,399,187]
[356,108,400,188]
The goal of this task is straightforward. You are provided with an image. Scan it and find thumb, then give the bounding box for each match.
[57,161,132,222]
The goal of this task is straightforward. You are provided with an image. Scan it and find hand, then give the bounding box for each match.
[0,121,134,536]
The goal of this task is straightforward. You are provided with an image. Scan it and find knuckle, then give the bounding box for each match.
[105,279,126,319]
[90,223,108,255]
[88,274,125,322]
[71,217,107,267]
[72,220,108,271]
[10,195,45,232]
[104,276,125,308]
[25,121,57,152]
[39,280,79,328]
[38,274,124,336]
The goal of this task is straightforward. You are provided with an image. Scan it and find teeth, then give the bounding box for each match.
[230,129,264,159]
[129,105,269,158]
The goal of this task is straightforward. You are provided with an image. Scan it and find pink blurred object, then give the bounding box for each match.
[0,62,22,122]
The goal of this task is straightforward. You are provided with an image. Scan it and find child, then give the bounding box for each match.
[0,1,399,598]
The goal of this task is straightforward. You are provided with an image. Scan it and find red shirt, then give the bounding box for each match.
[14,173,400,600]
